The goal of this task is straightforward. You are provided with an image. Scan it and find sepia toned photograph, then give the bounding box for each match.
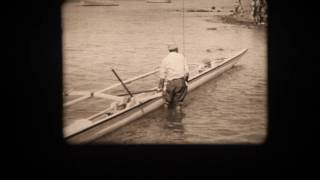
[62,0,267,144]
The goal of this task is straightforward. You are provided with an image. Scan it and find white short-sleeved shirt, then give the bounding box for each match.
[159,52,189,80]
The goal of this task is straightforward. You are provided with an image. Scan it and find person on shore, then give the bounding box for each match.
[158,43,189,111]
[259,0,267,24]
[235,0,244,14]
[256,0,264,24]
[251,0,259,24]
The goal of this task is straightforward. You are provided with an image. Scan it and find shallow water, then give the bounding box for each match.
[63,0,267,144]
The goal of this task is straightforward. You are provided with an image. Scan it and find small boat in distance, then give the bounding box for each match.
[63,49,248,144]
[146,0,171,3]
[80,0,119,6]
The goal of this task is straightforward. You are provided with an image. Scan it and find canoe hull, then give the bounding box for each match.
[66,97,164,144]
[188,49,247,91]
[65,49,247,144]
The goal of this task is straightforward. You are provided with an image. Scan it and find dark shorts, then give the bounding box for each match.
[165,78,188,105]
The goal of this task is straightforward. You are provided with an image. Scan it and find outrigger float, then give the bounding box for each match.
[64,49,248,144]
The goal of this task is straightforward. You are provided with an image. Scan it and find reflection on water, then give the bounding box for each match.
[164,109,185,132]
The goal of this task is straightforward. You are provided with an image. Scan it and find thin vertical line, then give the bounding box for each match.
[182,0,185,55]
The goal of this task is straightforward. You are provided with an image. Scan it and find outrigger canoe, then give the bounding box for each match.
[64,49,248,144]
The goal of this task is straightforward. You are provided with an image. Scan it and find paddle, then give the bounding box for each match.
[111,68,133,98]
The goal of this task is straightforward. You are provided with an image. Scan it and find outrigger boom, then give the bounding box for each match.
[64,49,248,144]
[64,69,159,107]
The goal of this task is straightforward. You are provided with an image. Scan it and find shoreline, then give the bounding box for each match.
[217,13,267,28]
[64,0,267,28]
[210,0,268,28]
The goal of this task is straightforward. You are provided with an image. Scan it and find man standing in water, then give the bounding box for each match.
[158,43,189,111]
